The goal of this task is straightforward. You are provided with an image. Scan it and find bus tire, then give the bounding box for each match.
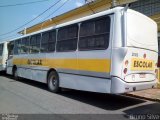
[47,71,60,93]
[13,67,19,80]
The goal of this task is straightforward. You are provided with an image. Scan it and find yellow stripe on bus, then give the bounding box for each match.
[13,58,111,73]
[0,59,2,64]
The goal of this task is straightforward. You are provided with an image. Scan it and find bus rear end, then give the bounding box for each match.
[0,42,8,71]
[111,9,158,93]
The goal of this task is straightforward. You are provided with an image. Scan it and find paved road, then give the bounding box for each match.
[0,73,160,119]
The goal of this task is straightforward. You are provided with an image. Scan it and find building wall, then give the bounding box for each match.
[130,0,160,32]
[130,0,160,16]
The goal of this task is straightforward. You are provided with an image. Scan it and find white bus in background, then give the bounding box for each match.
[0,41,8,72]
[6,7,158,94]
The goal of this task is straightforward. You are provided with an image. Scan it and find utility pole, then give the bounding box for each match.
[85,0,95,3]
[112,0,117,8]
[24,27,26,35]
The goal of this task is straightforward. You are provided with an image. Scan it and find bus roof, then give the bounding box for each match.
[7,7,124,42]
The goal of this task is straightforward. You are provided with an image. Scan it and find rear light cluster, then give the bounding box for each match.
[123,60,129,74]
[143,53,146,59]
[123,68,127,74]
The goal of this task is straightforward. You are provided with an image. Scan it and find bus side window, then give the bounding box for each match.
[21,37,29,54]
[14,39,21,55]
[41,30,56,53]
[56,24,78,52]
[41,32,49,52]
[30,34,41,54]
[48,30,56,52]
[0,44,3,56]
[8,41,14,56]
[79,16,111,50]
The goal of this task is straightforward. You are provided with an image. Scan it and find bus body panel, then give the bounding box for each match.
[8,49,112,93]
[122,48,158,83]
[110,8,158,93]
[111,77,156,93]
[11,53,48,83]
[111,48,157,93]
[123,9,158,83]
[59,73,111,93]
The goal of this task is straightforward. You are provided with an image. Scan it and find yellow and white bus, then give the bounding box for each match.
[6,7,158,94]
[0,41,8,72]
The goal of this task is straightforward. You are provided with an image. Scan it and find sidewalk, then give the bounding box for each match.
[126,88,160,102]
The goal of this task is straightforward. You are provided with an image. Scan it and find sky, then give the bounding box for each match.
[0,0,85,41]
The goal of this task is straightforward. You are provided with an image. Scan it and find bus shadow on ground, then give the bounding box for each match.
[2,73,146,111]
[60,90,145,110]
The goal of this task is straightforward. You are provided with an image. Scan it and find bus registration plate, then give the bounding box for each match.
[131,58,154,71]
[139,74,146,78]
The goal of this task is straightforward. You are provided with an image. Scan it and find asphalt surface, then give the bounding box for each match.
[0,72,160,120]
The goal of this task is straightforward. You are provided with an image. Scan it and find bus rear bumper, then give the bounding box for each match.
[111,77,156,94]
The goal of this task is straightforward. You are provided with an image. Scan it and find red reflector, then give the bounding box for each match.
[125,60,129,67]
[124,68,127,74]
[143,54,146,59]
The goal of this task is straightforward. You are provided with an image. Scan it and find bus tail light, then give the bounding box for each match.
[125,60,129,67]
[124,68,128,74]
[143,53,146,59]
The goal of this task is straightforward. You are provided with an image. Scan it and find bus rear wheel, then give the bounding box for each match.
[47,71,60,93]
